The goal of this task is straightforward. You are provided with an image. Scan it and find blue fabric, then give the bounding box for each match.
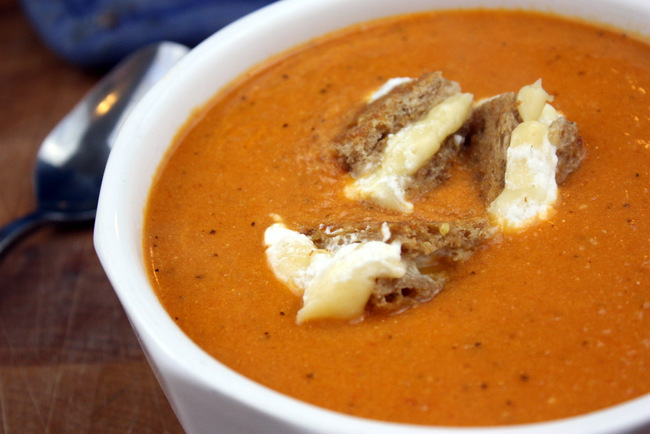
[20,0,277,68]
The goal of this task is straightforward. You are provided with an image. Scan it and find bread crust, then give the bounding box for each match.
[305,218,494,260]
[549,116,585,183]
[467,93,520,203]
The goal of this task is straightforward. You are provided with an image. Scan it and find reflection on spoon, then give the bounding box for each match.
[0,41,189,260]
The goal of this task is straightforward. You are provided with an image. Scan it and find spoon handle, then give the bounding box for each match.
[0,211,50,261]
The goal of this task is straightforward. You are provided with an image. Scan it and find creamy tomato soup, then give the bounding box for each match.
[144,9,650,426]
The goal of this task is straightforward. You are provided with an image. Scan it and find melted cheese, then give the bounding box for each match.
[264,221,405,323]
[344,92,473,213]
[488,80,561,229]
[367,77,412,101]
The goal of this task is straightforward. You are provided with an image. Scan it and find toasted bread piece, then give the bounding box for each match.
[305,218,494,260]
[468,93,585,203]
[467,93,521,203]
[371,263,447,313]
[335,71,464,184]
[302,218,495,313]
[549,116,585,183]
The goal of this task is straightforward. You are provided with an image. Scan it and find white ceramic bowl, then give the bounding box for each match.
[94,0,650,432]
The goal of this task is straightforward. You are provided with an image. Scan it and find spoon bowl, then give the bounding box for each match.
[0,41,188,258]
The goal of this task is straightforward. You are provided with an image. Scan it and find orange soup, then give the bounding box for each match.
[144,9,650,426]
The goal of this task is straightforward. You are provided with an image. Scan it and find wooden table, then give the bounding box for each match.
[0,1,184,431]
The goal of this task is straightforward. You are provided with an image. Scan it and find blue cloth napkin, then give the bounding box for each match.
[20,0,277,68]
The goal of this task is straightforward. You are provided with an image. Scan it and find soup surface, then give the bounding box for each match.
[144,9,650,426]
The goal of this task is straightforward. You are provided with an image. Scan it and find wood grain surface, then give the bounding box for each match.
[0,0,183,432]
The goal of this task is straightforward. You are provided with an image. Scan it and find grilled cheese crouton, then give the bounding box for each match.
[469,80,585,229]
[336,72,473,212]
[265,218,495,322]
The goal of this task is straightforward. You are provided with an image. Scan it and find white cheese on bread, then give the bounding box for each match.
[264,220,406,323]
[488,80,561,229]
[344,92,473,213]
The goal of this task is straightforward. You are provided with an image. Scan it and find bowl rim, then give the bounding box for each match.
[95,0,650,432]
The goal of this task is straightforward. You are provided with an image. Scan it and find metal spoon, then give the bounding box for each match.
[0,41,188,259]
